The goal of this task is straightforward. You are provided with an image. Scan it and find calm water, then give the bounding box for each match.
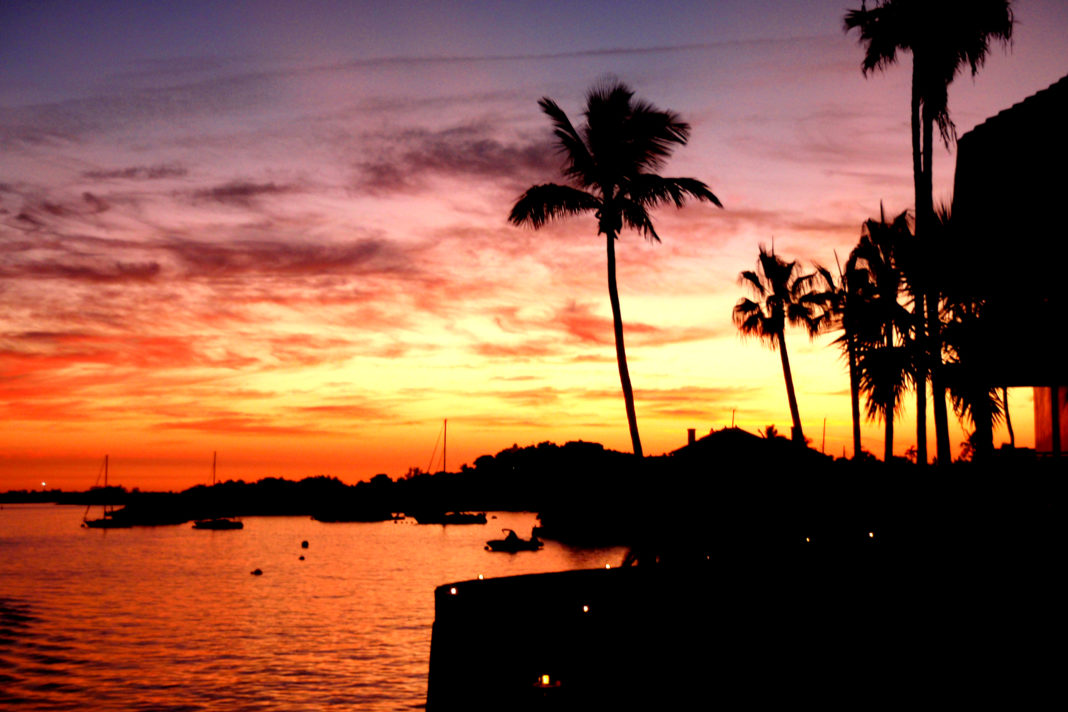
[0,505,626,711]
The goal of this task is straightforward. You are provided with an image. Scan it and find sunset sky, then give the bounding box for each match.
[2,0,1066,491]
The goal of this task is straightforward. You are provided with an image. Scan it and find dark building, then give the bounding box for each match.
[951,73,1068,454]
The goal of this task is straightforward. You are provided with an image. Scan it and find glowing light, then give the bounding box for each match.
[868,531,875,539]
[477,574,484,580]
[805,537,811,543]
[541,674,550,686]
[449,587,457,595]
[605,564,611,569]
[582,605,589,613]
[41,482,47,487]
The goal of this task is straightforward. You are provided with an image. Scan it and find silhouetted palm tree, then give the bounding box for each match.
[848,208,914,462]
[844,0,1014,465]
[812,258,871,459]
[942,296,1004,459]
[509,80,721,457]
[733,246,822,444]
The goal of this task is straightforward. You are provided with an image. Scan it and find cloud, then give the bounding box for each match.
[4,259,161,283]
[481,300,722,355]
[191,180,295,205]
[82,163,188,180]
[354,124,558,195]
[153,416,332,436]
[160,235,416,280]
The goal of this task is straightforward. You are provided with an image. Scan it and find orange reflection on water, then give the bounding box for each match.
[0,506,625,711]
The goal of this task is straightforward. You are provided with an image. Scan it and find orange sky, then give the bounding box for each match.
[2,1,1065,491]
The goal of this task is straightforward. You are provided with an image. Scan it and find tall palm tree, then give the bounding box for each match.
[509,80,721,457]
[812,257,871,459]
[733,246,822,444]
[849,208,914,462]
[844,0,1014,465]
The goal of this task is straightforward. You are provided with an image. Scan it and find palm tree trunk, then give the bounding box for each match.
[884,327,894,462]
[910,63,929,467]
[928,288,951,464]
[777,330,804,443]
[1003,387,1015,447]
[914,294,927,465]
[885,407,894,462]
[605,231,643,458]
[972,387,995,461]
[848,335,862,458]
[921,110,952,465]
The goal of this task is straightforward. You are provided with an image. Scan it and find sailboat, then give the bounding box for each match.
[410,420,487,525]
[192,452,243,530]
[82,455,129,528]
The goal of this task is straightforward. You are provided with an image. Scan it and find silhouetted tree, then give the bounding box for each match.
[812,257,871,459]
[848,208,914,462]
[733,246,822,443]
[844,0,1014,465]
[510,80,721,457]
[942,295,1004,459]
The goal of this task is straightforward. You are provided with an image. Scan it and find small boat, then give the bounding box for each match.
[83,455,131,528]
[192,517,244,530]
[414,511,488,525]
[485,529,543,553]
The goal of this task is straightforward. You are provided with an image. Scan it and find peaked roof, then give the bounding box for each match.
[951,72,1068,387]
[961,73,1068,144]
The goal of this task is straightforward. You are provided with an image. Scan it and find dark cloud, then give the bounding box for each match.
[355,124,558,195]
[2,258,161,283]
[83,163,188,180]
[192,180,294,205]
[161,236,413,279]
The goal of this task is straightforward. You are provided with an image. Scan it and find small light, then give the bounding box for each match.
[449,587,457,595]
[477,574,484,580]
[541,674,551,686]
[605,563,611,569]
[868,531,875,539]
[582,605,590,613]
[41,482,47,487]
[805,537,811,543]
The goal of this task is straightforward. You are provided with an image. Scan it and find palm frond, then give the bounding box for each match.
[616,199,659,242]
[627,174,722,209]
[509,184,600,228]
[538,98,596,187]
[737,269,766,298]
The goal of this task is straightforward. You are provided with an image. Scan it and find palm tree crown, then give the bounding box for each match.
[509,80,721,457]
[844,0,1014,145]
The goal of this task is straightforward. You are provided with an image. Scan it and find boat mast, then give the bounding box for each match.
[443,419,447,474]
[212,451,217,486]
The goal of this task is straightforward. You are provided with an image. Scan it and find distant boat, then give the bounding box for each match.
[413,511,488,525]
[485,528,543,553]
[192,451,243,531]
[311,506,395,523]
[82,455,130,529]
[192,517,243,530]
